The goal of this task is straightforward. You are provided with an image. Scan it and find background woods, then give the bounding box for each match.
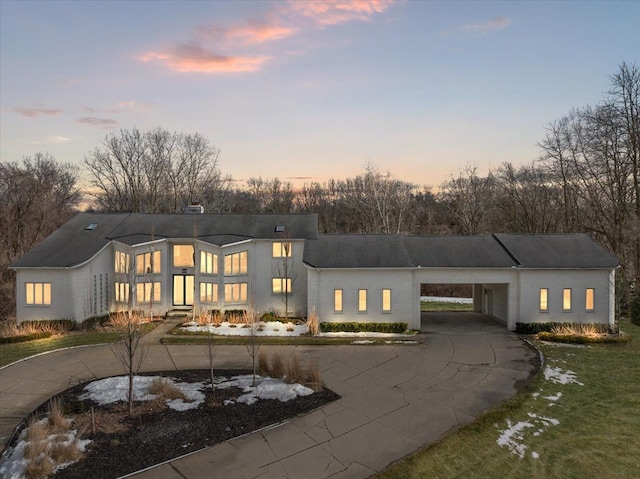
[1,64,638,319]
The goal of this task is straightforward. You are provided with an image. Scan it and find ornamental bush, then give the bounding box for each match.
[320,322,408,334]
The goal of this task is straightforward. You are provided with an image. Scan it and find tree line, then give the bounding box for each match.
[1,62,638,319]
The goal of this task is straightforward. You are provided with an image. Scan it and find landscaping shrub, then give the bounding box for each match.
[0,331,53,344]
[319,322,408,334]
[515,322,563,334]
[81,314,111,329]
[21,319,75,332]
[538,331,631,344]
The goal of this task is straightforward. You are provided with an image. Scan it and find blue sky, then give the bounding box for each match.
[1,0,638,189]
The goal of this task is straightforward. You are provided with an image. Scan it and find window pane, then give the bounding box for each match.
[224,284,232,302]
[563,289,572,311]
[240,251,247,273]
[224,255,232,275]
[334,289,343,312]
[358,290,367,312]
[153,282,161,302]
[35,283,43,304]
[540,288,548,312]
[26,283,34,304]
[272,278,281,294]
[586,288,595,311]
[136,254,145,274]
[173,245,194,267]
[382,289,391,311]
[136,284,144,303]
[43,283,51,305]
[273,242,281,257]
[153,251,161,273]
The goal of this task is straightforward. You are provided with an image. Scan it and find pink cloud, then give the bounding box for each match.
[198,20,296,44]
[13,107,63,118]
[288,0,395,25]
[140,44,270,73]
[441,16,512,37]
[77,117,118,129]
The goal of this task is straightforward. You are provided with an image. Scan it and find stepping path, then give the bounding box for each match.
[0,313,539,478]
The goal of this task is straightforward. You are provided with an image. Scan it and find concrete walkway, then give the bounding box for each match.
[0,313,539,478]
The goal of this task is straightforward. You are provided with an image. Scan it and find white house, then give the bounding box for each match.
[10,212,619,331]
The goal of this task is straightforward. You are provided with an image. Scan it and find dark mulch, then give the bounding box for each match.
[27,369,339,479]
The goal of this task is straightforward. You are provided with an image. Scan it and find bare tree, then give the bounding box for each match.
[272,233,297,319]
[243,311,261,386]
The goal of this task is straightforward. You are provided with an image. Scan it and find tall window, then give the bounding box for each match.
[200,251,218,274]
[273,241,292,257]
[200,283,218,303]
[136,282,161,303]
[224,251,248,275]
[115,251,130,273]
[334,289,343,312]
[382,289,392,312]
[358,289,367,312]
[225,283,247,303]
[136,251,161,274]
[173,245,194,267]
[585,288,595,311]
[272,278,292,294]
[115,282,129,303]
[539,288,549,312]
[25,282,51,305]
[563,288,572,311]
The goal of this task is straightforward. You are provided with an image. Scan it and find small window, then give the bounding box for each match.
[115,282,129,303]
[25,282,51,305]
[224,283,247,303]
[358,289,367,313]
[85,223,98,231]
[382,289,392,312]
[200,283,218,303]
[563,288,572,311]
[224,251,248,275]
[136,282,161,303]
[200,251,218,274]
[136,251,161,274]
[586,288,595,312]
[115,251,130,273]
[539,288,549,312]
[334,289,343,312]
[173,245,194,267]
[275,225,285,233]
[272,241,292,258]
[272,278,292,294]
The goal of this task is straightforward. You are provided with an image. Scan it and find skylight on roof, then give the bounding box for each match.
[275,225,285,233]
[85,223,98,231]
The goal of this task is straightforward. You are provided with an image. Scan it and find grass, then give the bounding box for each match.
[421,300,473,312]
[375,316,640,479]
[0,330,122,367]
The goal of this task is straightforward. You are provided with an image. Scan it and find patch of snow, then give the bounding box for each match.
[532,451,540,459]
[319,331,412,338]
[543,366,584,386]
[421,296,473,304]
[385,340,419,344]
[180,322,308,337]
[543,392,563,404]
[496,419,534,458]
[214,374,313,405]
[352,340,374,344]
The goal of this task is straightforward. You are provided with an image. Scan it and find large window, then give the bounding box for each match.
[115,251,130,273]
[334,289,343,312]
[25,282,51,305]
[382,289,392,312]
[136,251,161,274]
[272,241,292,258]
[225,283,247,303]
[586,288,595,311]
[173,245,194,267]
[200,283,218,303]
[200,251,218,274]
[358,289,367,313]
[539,288,549,312]
[115,282,129,303]
[224,251,248,275]
[136,282,161,303]
[563,288,572,311]
[272,277,292,294]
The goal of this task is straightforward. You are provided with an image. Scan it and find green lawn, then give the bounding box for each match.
[376,317,640,479]
[0,331,121,367]
[421,300,473,312]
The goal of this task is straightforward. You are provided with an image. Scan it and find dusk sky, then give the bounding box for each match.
[1,0,638,189]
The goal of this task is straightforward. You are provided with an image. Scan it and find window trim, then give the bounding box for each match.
[539,288,549,313]
[136,250,161,275]
[224,251,248,276]
[200,251,218,275]
[224,282,248,304]
[115,251,130,274]
[136,281,161,304]
[200,282,219,303]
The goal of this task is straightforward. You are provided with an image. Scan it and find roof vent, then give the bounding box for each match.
[185,204,204,214]
[275,225,285,233]
[85,223,98,230]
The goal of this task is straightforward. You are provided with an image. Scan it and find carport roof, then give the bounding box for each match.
[304,233,619,269]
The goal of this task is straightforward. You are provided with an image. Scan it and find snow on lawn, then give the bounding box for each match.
[0,419,91,479]
[420,296,473,304]
[180,321,308,336]
[496,365,582,460]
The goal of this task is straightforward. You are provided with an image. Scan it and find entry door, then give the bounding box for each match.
[484,289,493,316]
[173,275,194,306]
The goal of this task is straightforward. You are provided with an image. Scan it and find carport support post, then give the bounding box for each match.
[473,284,483,313]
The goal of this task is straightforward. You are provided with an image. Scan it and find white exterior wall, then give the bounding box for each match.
[517,269,614,327]
[15,269,74,323]
[306,269,417,330]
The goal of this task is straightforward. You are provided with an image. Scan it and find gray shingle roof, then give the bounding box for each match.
[304,233,619,269]
[11,212,318,268]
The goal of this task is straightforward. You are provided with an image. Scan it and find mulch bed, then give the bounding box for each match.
[25,369,339,479]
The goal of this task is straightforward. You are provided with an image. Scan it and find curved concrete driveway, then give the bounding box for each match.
[0,313,538,478]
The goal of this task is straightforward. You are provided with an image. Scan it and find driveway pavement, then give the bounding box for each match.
[0,313,539,478]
